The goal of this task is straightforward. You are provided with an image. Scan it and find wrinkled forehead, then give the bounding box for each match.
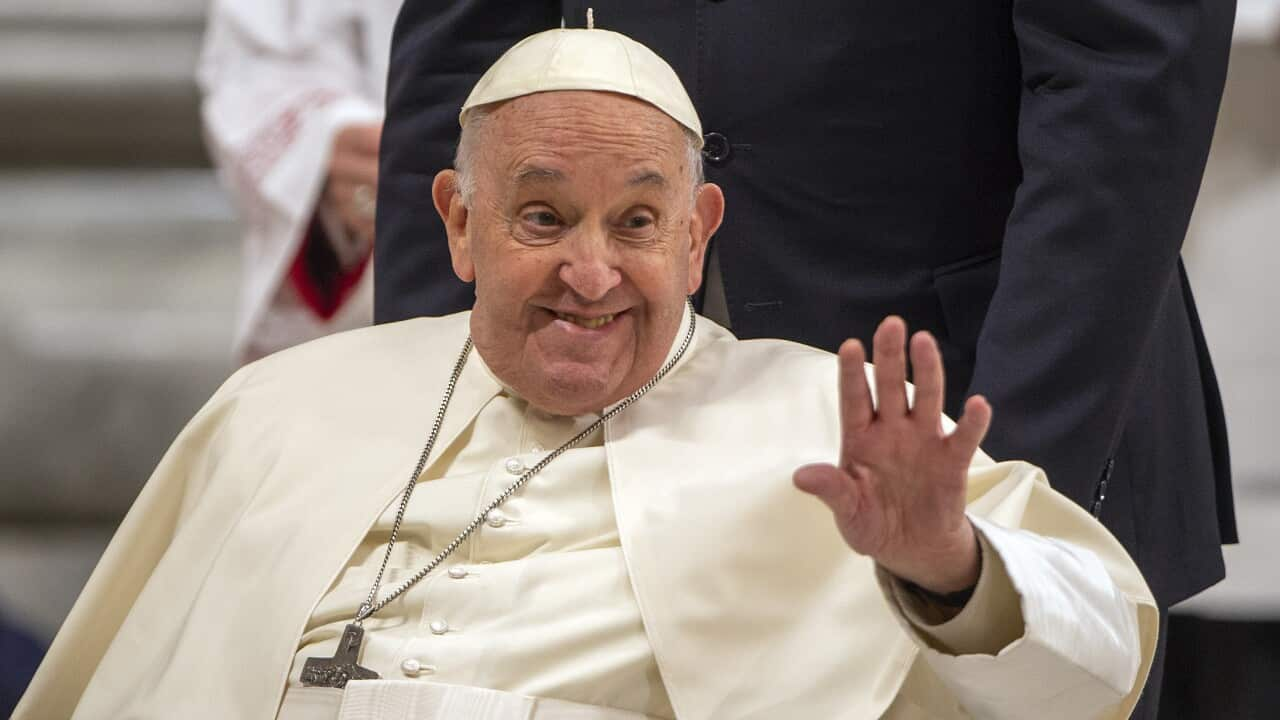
[473,90,691,194]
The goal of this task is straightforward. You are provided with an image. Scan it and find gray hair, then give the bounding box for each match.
[453,104,705,208]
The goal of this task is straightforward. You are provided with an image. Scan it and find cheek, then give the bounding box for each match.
[474,246,558,307]
[630,256,691,316]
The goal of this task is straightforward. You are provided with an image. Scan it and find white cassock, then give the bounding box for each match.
[14,309,1158,719]
[196,0,402,361]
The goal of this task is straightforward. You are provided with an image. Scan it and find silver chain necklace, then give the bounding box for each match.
[301,302,697,688]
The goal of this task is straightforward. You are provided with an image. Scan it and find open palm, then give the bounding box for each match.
[794,317,992,593]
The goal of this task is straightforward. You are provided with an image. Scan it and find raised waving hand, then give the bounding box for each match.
[794,317,993,594]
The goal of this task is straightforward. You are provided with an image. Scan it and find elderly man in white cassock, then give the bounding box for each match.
[18,25,1157,720]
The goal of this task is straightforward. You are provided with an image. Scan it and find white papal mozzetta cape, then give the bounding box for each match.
[17,312,1157,719]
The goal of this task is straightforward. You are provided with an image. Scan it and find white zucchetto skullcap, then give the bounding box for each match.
[460,27,703,148]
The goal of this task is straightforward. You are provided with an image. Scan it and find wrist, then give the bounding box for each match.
[891,521,982,595]
[900,535,983,609]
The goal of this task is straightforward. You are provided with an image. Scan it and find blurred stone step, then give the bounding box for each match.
[0,523,116,643]
[0,0,208,167]
[0,170,241,521]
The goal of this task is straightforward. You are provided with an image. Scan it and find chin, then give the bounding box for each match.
[532,364,620,415]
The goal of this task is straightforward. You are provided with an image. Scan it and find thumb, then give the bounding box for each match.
[794,463,860,518]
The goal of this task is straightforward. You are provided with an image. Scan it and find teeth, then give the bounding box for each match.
[555,311,616,329]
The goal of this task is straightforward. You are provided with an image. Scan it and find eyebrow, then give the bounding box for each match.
[627,171,668,188]
[513,166,565,184]
[510,166,668,188]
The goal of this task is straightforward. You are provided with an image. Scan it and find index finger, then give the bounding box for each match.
[838,338,873,437]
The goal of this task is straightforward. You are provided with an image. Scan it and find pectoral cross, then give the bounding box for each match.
[300,623,380,688]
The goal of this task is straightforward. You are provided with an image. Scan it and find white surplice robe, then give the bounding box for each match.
[197,0,402,360]
[15,311,1158,719]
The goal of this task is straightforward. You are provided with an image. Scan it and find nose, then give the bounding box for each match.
[557,231,622,302]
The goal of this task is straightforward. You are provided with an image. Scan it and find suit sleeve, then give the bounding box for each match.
[374,0,561,323]
[967,0,1235,507]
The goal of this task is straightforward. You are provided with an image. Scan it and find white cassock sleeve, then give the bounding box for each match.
[879,515,1144,720]
[196,0,381,359]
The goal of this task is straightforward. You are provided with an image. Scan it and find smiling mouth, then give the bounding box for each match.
[554,311,618,329]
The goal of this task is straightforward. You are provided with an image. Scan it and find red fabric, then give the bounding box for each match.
[288,216,370,321]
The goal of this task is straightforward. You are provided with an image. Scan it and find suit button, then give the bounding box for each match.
[429,620,450,635]
[702,132,731,166]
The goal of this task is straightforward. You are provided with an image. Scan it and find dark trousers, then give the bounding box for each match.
[1158,613,1280,719]
[0,612,46,719]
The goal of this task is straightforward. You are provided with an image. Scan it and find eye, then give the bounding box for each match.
[523,210,561,227]
[616,208,658,240]
[623,214,653,229]
[514,206,566,244]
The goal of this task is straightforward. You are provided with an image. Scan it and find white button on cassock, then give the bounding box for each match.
[486,511,506,528]
[429,620,449,635]
[504,457,526,475]
[400,658,422,676]
[448,566,468,579]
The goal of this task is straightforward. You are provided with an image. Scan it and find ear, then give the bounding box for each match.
[432,169,475,282]
[686,183,725,295]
